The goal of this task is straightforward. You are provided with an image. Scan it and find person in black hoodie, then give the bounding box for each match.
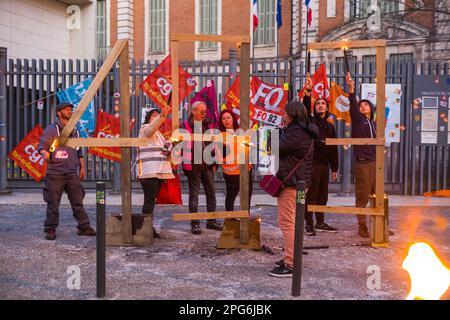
[346,72,376,238]
[302,77,339,235]
[269,100,319,278]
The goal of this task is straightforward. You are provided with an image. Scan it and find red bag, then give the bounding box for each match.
[156,174,183,205]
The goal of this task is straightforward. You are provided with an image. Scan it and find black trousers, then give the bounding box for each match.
[305,164,329,227]
[223,171,253,211]
[140,178,163,215]
[184,167,216,225]
[43,174,90,231]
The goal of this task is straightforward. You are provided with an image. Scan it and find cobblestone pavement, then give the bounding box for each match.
[0,203,449,300]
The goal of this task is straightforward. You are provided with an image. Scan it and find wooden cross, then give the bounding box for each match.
[306,39,388,245]
[58,34,254,245]
[169,33,253,245]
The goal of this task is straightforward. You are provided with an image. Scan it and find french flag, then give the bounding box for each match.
[252,0,258,31]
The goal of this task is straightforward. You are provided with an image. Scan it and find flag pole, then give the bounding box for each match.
[305,3,309,78]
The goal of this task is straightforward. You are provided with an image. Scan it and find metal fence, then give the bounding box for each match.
[1,48,449,195]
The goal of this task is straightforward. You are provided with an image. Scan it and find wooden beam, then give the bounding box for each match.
[171,40,179,130]
[325,138,385,145]
[66,137,149,147]
[307,205,384,216]
[239,42,251,245]
[171,33,250,44]
[172,211,250,221]
[373,45,387,243]
[119,42,133,245]
[308,39,386,50]
[59,40,127,146]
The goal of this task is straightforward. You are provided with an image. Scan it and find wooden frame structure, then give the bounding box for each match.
[307,39,388,245]
[169,33,255,246]
[58,35,253,246]
[57,37,388,246]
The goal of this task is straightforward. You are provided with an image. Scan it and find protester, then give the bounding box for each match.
[38,102,96,240]
[269,100,318,277]
[302,77,339,235]
[346,72,376,238]
[217,109,253,211]
[182,101,222,235]
[137,106,174,238]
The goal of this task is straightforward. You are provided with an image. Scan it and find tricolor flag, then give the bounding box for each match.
[252,0,258,31]
[305,0,312,27]
[307,7,312,27]
[276,0,282,29]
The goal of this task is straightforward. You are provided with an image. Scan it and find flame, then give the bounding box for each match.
[402,242,450,300]
[49,139,58,153]
[341,38,349,50]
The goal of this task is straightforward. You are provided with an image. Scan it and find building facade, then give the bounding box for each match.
[108,0,293,62]
[0,0,101,61]
[298,0,450,64]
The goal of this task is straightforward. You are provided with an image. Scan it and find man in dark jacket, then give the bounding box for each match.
[269,100,318,277]
[346,73,376,238]
[181,101,222,235]
[303,78,339,235]
[38,102,96,240]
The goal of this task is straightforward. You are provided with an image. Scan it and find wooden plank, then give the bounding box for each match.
[239,42,251,244]
[326,138,385,145]
[172,211,250,221]
[171,40,179,130]
[171,132,253,142]
[374,45,387,244]
[67,133,255,148]
[308,39,386,50]
[171,33,250,44]
[119,42,133,245]
[59,40,127,146]
[66,137,149,147]
[307,205,385,216]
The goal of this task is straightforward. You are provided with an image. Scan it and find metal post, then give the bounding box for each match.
[229,48,237,86]
[112,63,121,194]
[96,182,106,298]
[0,47,10,194]
[340,69,352,196]
[292,180,306,297]
[340,125,352,196]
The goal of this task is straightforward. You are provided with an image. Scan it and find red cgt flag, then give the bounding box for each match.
[298,63,330,101]
[8,124,48,182]
[139,55,196,133]
[88,111,121,162]
[88,111,135,162]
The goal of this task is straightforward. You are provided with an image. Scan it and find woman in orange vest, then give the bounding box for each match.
[218,109,253,211]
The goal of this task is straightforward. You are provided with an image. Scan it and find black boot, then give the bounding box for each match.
[153,227,160,239]
[191,222,202,235]
[206,219,223,231]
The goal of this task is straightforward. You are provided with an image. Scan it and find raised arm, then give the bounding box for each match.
[346,72,362,123]
[140,107,170,138]
[303,76,313,117]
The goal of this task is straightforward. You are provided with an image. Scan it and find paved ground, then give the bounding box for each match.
[0,191,449,300]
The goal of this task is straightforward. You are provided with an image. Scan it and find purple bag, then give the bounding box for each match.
[259,175,284,197]
[259,142,313,197]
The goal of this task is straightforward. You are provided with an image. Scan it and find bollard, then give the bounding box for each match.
[292,180,306,297]
[96,182,106,298]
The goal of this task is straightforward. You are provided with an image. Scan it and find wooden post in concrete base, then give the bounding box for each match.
[119,42,133,245]
[239,42,251,245]
[373,45,387,246]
